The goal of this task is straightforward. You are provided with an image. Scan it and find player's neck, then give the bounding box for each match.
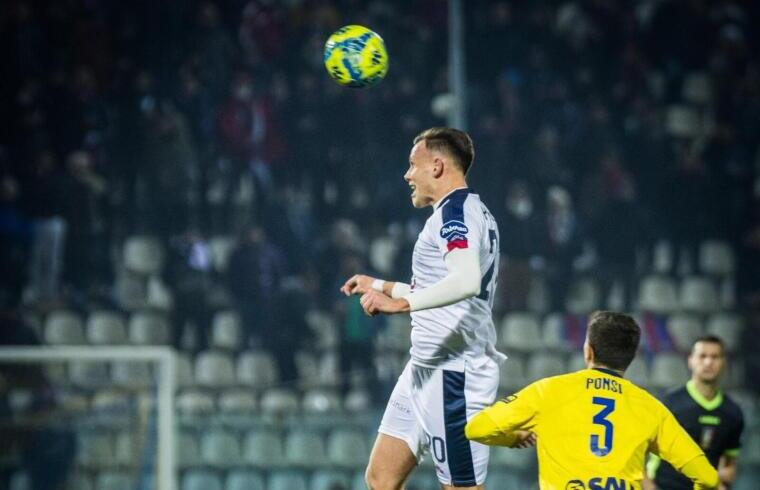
[432,180,468,207]
[690,377,720,401]
[588,363,624,377]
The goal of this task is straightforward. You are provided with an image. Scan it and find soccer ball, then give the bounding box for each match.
[324,25,388,88]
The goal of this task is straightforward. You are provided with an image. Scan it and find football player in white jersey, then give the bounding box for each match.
[341,127,505,490]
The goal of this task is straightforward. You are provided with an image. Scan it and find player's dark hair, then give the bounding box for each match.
[691,335,725,355]
[586,311,641,372]
[414,127,475,174]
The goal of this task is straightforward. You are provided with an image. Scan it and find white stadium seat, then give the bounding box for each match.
[564,278,601,314]
[86,310,127,344]
[195,351,236,387]
[500,312,542,352]
[284,430,327,467]
[699,240,735,276]
[45,310,85,344]
[625,357,650,389]
[176,390,215,417]
[327,428,368,467]
[243,429,285,467]
[682,72,711,105]
[123,235,164,275]
[567,352,586,372]
[128,311,169,345]
[237,351,279,388]
[182,470,222,490]
[113,431,136,466]
[226,471,265,490]
[344,389,371,413]
[76,432,114,468]
[679,276,719,313]
[200,429,241,467]
[666,314,704,352]
[706,313,744,353]
[490,445,536,470]
[638,275,678,314]
[650,353,689,390]
[211,310,242,350]
[209,235,235,273]
[665,105,700,138]
[499,356,527,392]
[69,360,109,387]
[218,389,257,413]
[268,471,308,490]
[526,353,565,382]
[542,313,570,351]
[111,360,153,387]
[10,472,29,490]
[259,388,299,414]
[175,354,194,387]
[302,389,341,414]
[64,474,93,490]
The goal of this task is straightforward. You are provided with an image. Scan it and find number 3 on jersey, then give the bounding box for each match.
[590,397,615,456]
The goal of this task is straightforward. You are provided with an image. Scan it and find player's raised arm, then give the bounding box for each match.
[465,382,541,448]
[652,406,719,489]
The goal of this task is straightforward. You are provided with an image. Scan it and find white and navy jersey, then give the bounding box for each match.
[408,187,502,371]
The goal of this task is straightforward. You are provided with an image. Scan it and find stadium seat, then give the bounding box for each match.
[526,353,565,382]
[302,388,341,413]
[146,276,174,310]
[200,429,241,467]
[652,240,674,274]
[679,276,719,314]
[237,350,279,388]
[650,353,689,389]
[625,357,651,388]
[76,432,114,468]
[226,471,265,490]
[123,235,164,275]
[90,391,130,426]
[682,72,711,105]
[666,314,704,352]
[268,471,308,490]
[195,351,236,387]
[564,278,600,314]
[310,471,352,490]
[706,313,744,352]
[209,235,235,273]
[64,474,93,490]
[487,470,532,489]
[284,430,327,467]
[69,360,109,387]
[305,309,340,350]
[176,390,215,417]
[95,472,133,490]
[665,105,700,138]
[218,389,257,413]
[128,311,169,345]
[743,427,760,465]
[44,310,85,345]
[175,354,194,387]
[344,389,371,412]
[259,388,299,414]
[500,312,542,352]
[567,352,586,372]
[111,361,153,387]
[210,310,241,350]
[178,431,201,468]
[405,472,439,490]
[369,235,399,275]
[489,446,536,470]
[638,275,678,314]
[527,275,551,313]
[699,240,735,276]
[113,431,136,466]
[182,470,223,490]
[327,428,369,467]
[317,351,341,387]
[243,429,285,467]
[9,472,29,490]
[86,310,127,344]
[542,313,570,352]
[351,471,366,490]
[500,356,527,392]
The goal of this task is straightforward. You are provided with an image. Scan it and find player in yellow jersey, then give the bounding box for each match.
[465,311,719,490]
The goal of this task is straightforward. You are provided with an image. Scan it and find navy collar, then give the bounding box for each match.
[592,367,623,378]
[435,187,474,210]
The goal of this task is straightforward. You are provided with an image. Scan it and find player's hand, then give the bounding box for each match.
[509,430,537,449]
[359,290,410,316]
[340,274,377,296]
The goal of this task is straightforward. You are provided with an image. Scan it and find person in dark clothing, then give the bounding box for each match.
[645,336,744,490]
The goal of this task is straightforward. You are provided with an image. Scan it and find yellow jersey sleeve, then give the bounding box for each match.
[465,381,541,446]
[652,406,719,489]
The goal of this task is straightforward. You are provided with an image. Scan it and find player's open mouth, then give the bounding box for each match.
[410,184,416,196]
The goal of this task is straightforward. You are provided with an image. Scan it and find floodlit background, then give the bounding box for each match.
[1,1,759,489]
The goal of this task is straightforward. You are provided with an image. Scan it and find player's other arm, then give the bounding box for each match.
[340,274,410,298]
[465,384,540,448]
[717,412,743,490]
[652,408,719,489]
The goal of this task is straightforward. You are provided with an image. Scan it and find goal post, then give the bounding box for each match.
[0,346,177,490]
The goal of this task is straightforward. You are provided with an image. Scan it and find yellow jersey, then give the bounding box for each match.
[465,367,719,490]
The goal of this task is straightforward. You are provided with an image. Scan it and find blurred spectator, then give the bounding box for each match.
[542,186,583,310]
[226,225,286,348]
[0,173,31,305]
[269,277,312,383]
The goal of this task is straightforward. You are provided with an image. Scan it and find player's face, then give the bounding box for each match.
[688,341,725,383]
[404,142,437,208]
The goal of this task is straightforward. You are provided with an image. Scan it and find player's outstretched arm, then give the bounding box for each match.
[465,384,540,448]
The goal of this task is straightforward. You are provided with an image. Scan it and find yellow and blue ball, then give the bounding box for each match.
[324,25,388,88]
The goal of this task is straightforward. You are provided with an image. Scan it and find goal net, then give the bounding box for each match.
[0,347,176,490]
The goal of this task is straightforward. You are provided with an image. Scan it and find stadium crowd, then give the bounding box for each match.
[1,0,759,381]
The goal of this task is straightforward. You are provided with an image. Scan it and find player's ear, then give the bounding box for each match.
[583,339,594,367]
[432,157,444,178]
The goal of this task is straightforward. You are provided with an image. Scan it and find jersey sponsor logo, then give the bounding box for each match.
[440,220,469,240]
[565,477,628,490]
